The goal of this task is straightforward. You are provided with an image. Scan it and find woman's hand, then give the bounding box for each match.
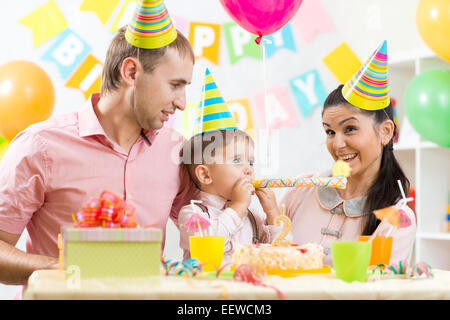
[255,188,280,224]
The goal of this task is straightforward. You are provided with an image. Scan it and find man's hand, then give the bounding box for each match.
[0,230,58,285]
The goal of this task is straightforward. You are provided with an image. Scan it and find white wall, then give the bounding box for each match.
[0,0,427,298]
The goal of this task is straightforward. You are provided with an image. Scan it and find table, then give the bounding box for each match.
[23,269,450,300]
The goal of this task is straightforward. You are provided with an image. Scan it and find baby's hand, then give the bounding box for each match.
[255,188,280,225]
[229,178,255,218]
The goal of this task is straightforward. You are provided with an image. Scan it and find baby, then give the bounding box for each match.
[178,128,282,266]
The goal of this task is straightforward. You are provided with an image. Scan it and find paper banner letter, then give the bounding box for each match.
[189,22,221,65]
[322,42,361,84]
[291,0,335,44]
[227,98,255,139]
[42,29,91,80]
[110,0,136,33]
[65,54,103,100]
[265,23,297,58]
[80,0,121,25]
[19,0,68,47]
[182,102,199,139]
[253,85,298,132]
[289,69,327,117]
[172,15,188,36]
[223,22,261,64]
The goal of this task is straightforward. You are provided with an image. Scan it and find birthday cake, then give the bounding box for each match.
[232,242,324,271]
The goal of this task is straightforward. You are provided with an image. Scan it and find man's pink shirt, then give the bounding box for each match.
[0,93,197,257]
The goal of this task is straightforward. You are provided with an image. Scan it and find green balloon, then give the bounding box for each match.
[404,69,450,148]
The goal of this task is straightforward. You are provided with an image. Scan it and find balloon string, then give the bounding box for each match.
[260,37,272,168]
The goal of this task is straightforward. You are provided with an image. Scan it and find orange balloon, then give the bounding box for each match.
[416,0,450,61]
[0,60,55,141]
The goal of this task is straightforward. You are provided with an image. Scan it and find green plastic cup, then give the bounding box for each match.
[332,241,371,282]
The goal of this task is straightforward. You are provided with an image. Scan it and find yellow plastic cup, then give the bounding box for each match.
[189,236,225,272]
[358,236,393,266]
[331,241,371,282]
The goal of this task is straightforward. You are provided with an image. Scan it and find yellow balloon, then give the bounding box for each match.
[416,0,450,61]
[0,60,55,141]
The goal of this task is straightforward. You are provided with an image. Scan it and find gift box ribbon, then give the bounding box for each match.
[73,190,138,228]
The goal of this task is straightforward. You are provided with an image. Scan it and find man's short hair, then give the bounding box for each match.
[100,26,194,95]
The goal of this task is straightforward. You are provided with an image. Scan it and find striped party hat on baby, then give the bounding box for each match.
[192,68,237,136]
[125,0,177,49]
[342,40,390,110]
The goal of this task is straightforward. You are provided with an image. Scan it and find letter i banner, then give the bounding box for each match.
[189,22,221,65]
[65,54,103,100]
[289,69,327,117]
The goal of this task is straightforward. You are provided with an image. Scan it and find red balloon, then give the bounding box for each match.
[219,0,303,37]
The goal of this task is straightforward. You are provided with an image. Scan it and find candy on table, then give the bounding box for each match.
[252,160,350,189]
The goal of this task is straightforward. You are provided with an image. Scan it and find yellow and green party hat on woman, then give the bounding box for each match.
[192,68,237,136]
[342,40,390,110]
[125,0,177,49]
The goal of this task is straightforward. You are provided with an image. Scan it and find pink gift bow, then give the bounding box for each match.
[73,190,138,228]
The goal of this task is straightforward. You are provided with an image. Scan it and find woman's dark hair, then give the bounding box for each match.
[323,84,411,235]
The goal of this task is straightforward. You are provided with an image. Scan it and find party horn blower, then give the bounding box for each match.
[252,176,347,189]
[185,200,210,237]
[252,160,350,189]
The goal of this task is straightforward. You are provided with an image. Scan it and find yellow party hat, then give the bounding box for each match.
[125,0,177,49]
[342,41,390,110]
[192,68,237,136]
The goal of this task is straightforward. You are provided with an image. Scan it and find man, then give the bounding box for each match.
[0,1,197,285]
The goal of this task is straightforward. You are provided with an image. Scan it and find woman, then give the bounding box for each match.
[260,85,416,266]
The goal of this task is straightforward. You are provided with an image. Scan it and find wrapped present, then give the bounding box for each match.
[61,226,162,279]
[61,190,161,279]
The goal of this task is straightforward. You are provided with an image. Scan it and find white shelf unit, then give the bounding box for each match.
[391,47,450,270]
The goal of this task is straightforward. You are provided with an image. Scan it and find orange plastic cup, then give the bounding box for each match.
[189,236,225,272]
[358,236,393,266]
